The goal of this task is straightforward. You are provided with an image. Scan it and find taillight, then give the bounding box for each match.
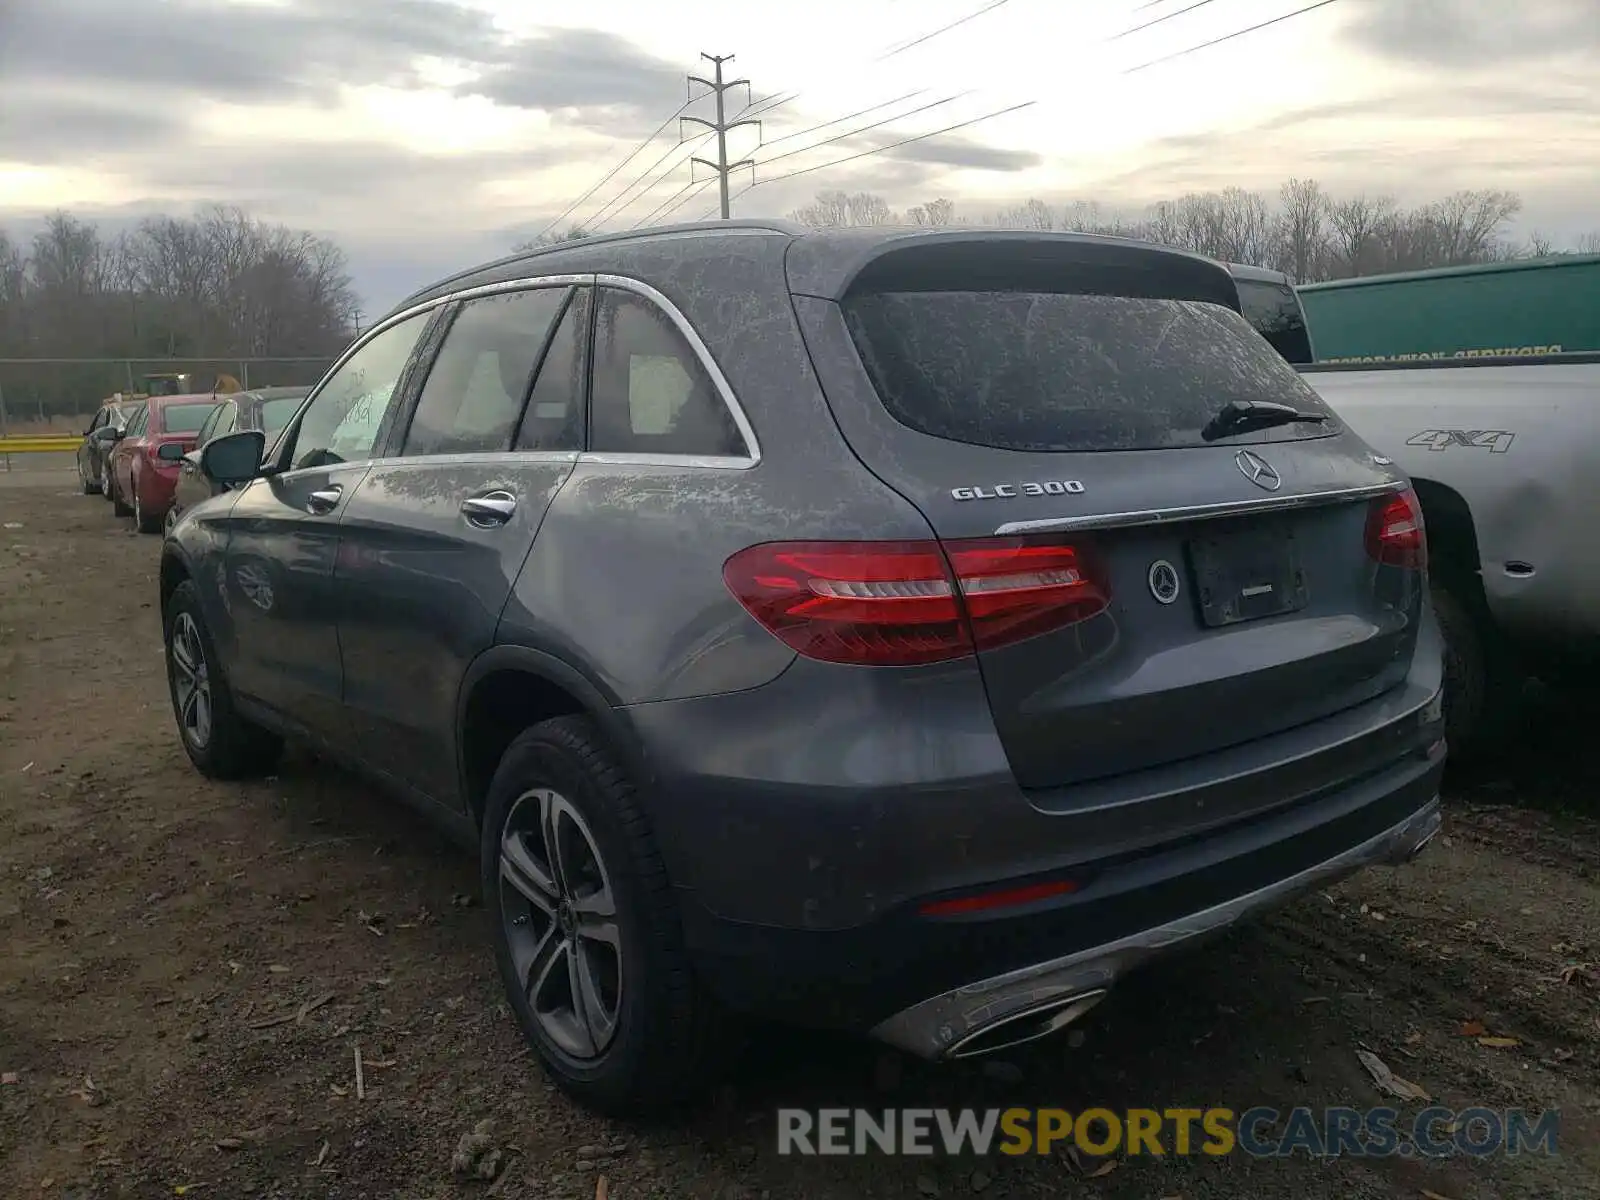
[1365,488,1426,569]
[721,537,1110,666]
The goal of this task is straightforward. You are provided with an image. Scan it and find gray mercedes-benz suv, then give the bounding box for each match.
[159,222,1445,1114]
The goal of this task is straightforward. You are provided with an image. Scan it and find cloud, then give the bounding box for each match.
[1340,0,1600,70]
[458,28,687,135]
[0,89,193,165]
[881,135,1039,173]
[0,0,508,107]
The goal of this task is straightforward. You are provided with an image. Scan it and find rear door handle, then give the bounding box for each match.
[460,491,517,527]
[306,485,343,515]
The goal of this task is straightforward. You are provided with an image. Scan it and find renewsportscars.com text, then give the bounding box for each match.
[777,1106,1560,1159]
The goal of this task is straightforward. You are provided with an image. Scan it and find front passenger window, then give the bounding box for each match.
[288,312,430,471]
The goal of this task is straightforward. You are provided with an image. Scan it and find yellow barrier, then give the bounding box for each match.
[0,436,82,453]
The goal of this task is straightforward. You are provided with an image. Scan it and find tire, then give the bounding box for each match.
[100,461,113,501]
[481,715,717,1115]
[81,460,100,495]
[1431,580,1515,759]
[163,579,282,779]
[134,485,162,535]
[111,470,132,517]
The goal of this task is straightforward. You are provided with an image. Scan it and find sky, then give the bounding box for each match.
[0,0,1596,314]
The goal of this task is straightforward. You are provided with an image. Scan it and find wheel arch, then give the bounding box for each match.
[159,544,193,614]
[1410,476,1483,592]
[456,645,652,832]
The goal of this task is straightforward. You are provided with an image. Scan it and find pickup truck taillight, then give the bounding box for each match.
[1365,488,1427,570]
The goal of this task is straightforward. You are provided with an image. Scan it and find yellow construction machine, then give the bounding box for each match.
[106,371,243,405]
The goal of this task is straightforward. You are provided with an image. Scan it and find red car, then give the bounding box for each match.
[107,393,222,534]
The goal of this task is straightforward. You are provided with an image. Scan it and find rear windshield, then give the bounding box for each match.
[1234,279,1314,364]
[260,396,301,435]
[162,402,218,434]
[842,291,1338,453]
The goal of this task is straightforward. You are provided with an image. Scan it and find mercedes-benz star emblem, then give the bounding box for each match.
[1147,559,1181,605]
[1234,448,1282,492]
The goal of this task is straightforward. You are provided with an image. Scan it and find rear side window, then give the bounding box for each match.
[195,405,224,445]
[1235,279,1314,364]
[588,288,746,458]
[126,405,148,436]
[163,403,218,434]
[259,397,300,437]
[842,291,1338,452]
[404,288,569,457]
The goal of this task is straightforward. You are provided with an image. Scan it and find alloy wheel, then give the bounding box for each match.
[499,788,623,1060]
[168,611,213,749]
[101,462,110,496]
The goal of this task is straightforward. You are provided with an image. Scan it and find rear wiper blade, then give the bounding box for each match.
[1201,399,1328,442]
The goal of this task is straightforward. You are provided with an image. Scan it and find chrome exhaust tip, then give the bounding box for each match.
[944,990,1108,1060]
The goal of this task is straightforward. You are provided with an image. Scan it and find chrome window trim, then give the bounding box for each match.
[994,480,1405,536]
[287,271,760,474]
[592,273,760,466]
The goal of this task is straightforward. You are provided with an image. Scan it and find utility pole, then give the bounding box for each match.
[683,53,761,219]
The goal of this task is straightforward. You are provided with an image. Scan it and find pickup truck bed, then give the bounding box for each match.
[1300,353,1600,749]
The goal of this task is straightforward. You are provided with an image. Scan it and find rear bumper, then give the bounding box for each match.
[873,794,1440,1059]
[138,466,180,512]
[625,613,1447,1042]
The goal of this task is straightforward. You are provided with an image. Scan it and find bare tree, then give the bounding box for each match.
[513,226,590,252]
[906,197,957,226]
[0,206,359,416]
[789,191,899,227]
[1273,178,1331,282]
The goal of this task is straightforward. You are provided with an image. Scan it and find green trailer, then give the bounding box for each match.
[1296,254,1600,364]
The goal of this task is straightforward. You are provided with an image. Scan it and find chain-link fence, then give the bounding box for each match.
[0,357,337,435]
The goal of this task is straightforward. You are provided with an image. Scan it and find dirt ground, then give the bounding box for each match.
[3,474,1598,1200]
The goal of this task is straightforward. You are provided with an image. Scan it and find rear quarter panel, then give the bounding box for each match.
[499,234,943,705]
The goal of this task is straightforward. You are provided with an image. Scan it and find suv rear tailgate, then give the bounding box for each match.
[789,234,1422,789]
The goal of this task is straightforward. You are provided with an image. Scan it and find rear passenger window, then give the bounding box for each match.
[404,288,569,456]
[588,289,745,458]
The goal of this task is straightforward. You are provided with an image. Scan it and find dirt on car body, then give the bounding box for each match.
[2,476,1597,1199]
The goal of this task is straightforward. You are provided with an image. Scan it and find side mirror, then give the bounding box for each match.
[200,430,265,486]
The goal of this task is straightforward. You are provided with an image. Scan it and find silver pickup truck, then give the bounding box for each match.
[1298,355,1600,750]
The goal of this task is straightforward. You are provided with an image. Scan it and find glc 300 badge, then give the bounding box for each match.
[951,480,1085,501]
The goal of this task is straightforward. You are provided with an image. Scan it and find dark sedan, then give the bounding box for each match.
[76,400,142,495]
[167,386,309,532]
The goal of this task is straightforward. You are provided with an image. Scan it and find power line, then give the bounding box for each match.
[632,176,716,229]
[1125,0,1343,72]
[878,0,1014,60]
[530,99,692,241]
[707,100,1036,217]
[584,127,716,232]
[755,91,977,169]
[1110,0,1225,40]
[757,89,929,152]
[620,89,928,230]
